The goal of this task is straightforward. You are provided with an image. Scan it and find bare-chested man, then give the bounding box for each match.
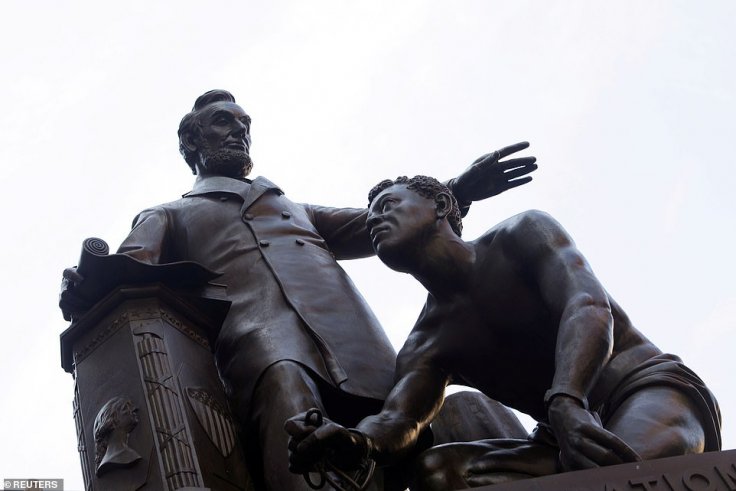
[286,175,721,490]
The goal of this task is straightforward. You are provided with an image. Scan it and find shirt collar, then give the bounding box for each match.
[183,175,283,202]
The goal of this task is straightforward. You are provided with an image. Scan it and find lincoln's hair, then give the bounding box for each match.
[178,89,239,173]
[368,175,463,236]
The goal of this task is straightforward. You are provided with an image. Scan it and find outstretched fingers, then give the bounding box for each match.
[503,176,533,190]
[497,141,531,159]
[470,153,536,180]
[496,156,538,173]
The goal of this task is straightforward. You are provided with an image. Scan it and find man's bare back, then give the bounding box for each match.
[404,211,660,421]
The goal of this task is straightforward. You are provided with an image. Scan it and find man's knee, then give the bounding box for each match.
[605,386,707,459]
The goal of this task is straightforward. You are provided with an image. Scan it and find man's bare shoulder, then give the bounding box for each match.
[474,209,563,247]
[397,299,445,363]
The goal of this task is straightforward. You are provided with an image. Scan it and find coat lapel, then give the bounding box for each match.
[183,176,283,212]
[241,176,283,212]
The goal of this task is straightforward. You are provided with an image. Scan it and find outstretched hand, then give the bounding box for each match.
[450,141,537,204]
[285,410,370,475]
[548,396,641,471]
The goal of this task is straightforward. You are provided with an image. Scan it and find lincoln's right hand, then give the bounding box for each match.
[59,267,89,321]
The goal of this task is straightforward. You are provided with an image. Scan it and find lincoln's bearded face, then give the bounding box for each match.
[199,141,253,178]
[194,100,254,178]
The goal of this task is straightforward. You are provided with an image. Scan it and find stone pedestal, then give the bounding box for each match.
[61,283,253,491]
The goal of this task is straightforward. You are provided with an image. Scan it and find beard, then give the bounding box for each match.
[200,147,254,178]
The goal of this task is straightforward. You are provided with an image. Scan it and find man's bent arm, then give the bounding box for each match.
[508,210,640,468]
[356,337,450,465]
[510,210,613,407]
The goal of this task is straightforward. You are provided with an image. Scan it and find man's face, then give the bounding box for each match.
[367,184,438,271]
[196,101,253,178]
[119,401,139,433]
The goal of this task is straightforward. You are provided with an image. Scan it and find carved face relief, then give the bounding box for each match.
[119,400,139,433]
[93,397,142,476]
[367,184,438,271]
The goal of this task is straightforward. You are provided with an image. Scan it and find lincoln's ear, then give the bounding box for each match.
[435,192,453,219]
[180,130,199,154]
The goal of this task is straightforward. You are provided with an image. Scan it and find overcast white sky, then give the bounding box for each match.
[1,1,734,489]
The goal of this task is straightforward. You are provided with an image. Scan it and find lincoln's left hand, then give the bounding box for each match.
[448,141,537,206]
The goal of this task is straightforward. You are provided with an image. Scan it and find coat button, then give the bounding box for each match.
[243,213,254,220]
[219,196,228,201]
[295,239,305,246]
[281,211,292,218]
[259,240,270,247]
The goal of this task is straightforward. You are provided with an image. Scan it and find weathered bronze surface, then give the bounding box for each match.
[60,90,536,490]
[286,176,721,490]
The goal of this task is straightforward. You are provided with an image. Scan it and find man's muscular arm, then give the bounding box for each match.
[508,210,640,469]
[286,332,450,472]
[356,347,449,464]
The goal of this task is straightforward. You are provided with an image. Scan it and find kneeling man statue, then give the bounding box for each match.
[286,175,721,490]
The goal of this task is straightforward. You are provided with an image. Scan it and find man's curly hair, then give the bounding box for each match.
[368,175,463,237]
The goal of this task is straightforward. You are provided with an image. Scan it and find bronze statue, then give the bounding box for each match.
[286,176,721,490]
[60,91,537,490]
